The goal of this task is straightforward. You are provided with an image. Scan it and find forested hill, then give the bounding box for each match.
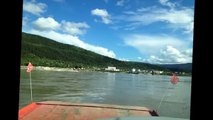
[21,32,167,71]
[157,63,192,72]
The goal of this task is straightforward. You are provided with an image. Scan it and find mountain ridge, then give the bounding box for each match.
[156,63,192,72]
[21,32,190,73]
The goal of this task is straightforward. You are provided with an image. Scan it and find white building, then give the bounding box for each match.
[105,66,120,71]
[132,68,136,72]
[153,70,163,74]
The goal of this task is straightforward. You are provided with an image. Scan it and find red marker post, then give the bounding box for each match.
[26,62,33,73]
[26,62,34,102]
[171,73,179,85]
[156,73,179,112]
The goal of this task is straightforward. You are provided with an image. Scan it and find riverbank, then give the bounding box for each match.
[20,66,79,72]
[20,66,191,76]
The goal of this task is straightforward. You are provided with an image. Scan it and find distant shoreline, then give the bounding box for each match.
[20,66,79,72]
[20,66,191,76]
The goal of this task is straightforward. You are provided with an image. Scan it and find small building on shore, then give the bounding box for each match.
[105,66,120,71]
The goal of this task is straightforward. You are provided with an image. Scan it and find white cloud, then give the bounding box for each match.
[23,1,47,16]
[137,57,142,60]
[122,7,194,33]
[32,17,90,35]
[32,17,61,31]
[22,17,29,26]
[182,48,193,57]
[27,29,116,58]
[124,34,192,64]
[116,0,125,6]
[142,46,192,64]
[116,1,194,34]
[61,21,90,35]
[91,9,112,24]
[91,9,109,19]
[159,0,168,4]
[118,58,130,61]
[159,0,176,8]
[124,34,188,55]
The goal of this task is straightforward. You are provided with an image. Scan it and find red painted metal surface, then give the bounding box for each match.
[19,102,38,119]
[19,101,155,120]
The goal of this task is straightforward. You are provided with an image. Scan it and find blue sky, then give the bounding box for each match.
[22,0,194,64]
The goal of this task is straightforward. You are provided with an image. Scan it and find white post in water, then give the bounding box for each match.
[29,72,33,102]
